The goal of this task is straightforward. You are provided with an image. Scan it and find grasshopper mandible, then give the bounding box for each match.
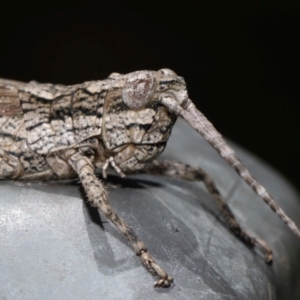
[0,69,299,287]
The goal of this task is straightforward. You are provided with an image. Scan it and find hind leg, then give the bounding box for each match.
[146,159,273,263]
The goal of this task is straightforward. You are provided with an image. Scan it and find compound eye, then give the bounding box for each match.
[122,71,157,109]
[158,68,177,77]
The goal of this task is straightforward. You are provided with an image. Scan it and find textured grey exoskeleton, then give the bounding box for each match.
[0,69,299,287]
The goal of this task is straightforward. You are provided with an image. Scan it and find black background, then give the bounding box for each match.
[1,0,299,188]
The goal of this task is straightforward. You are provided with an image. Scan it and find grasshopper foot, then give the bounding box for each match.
[154,276,174,288]
[254,237,273,264]
[139,250,173,288]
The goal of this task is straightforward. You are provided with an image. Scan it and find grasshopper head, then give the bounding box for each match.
[121,68,188,110]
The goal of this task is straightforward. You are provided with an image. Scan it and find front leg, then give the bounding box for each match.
[146,159,273,263]
[68,152,173,287]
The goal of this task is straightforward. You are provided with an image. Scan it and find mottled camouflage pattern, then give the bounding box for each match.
[0,69,299,287]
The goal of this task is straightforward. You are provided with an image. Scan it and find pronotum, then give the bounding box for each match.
[0,69,299,287]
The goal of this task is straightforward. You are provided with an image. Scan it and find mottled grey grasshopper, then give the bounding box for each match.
[0,69,299,287]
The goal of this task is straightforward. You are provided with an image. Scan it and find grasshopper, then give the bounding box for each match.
[0,69,299,287]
